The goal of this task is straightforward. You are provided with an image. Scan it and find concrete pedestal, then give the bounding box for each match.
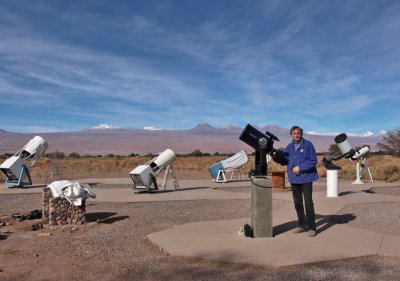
[251,177,273,237]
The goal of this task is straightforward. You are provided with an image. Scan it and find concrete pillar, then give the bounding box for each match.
[251,177,273,237]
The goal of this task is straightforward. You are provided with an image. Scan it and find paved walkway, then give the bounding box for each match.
[148,180,400,267]
[1,177,400,267]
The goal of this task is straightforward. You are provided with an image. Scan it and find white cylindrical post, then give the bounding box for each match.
[327,169,339,197]
[352,161,364,185]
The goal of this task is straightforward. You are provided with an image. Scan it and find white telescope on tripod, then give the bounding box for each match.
[323,133,373,197]
[129,149,179,192]
[0,136,48,188]
[334,133,372,185]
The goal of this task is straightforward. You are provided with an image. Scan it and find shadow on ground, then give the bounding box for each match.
[135,186,210,194]
[273,213,357,236]
[86,212,130,224]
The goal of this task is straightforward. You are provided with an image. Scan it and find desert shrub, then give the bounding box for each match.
[189,149,203,157]
[69,152,80,158]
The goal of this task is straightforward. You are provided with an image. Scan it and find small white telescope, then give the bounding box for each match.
[323,133,373,196]
[208,150,249,183]
[0,136,48,188]
[129,149,179,192]
[334,133,370,161]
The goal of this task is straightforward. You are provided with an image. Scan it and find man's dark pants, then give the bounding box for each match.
[291,182,316,230]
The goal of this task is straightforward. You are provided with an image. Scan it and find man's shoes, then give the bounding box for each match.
[293,227,306,234]
[308,229,317,237]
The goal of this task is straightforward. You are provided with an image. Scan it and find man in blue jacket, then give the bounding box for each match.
[272,125,319,237]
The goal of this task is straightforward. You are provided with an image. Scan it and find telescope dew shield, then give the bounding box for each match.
[25,136,48,156]
[150,149,176,172]
[334,133,353,155]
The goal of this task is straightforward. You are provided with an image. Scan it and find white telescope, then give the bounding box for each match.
[323,133,373,196]
[0,136,48,188]
[208,150,249,182]
[47,180,96,206]
[129,149,179,192]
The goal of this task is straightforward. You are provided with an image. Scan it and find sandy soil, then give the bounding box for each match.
[1,181,400,280]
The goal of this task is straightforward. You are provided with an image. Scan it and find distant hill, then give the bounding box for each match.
[0,124,384,155]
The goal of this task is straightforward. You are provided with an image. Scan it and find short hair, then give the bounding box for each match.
[290,125,303,136]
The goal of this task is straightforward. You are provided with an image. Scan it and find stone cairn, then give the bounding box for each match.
[42,187,86,225]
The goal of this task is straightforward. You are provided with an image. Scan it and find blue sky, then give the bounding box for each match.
[0,0,399,135]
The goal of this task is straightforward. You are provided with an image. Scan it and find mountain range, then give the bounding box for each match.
[0,124,385,155]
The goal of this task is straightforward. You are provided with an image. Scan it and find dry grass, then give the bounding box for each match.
[0,154,399,183]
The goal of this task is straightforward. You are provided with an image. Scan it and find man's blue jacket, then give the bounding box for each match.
[274,138,319,184]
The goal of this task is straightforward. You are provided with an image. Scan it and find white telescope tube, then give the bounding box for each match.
[24,136,48,156]
[351,146,370,160]
[152,149,176,170]
[334,133,353,155]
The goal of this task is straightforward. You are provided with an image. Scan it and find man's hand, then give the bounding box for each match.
[270,148,279,159]
[292,166,301,175]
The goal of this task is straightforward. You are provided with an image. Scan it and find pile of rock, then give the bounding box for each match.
[42,187,86,225]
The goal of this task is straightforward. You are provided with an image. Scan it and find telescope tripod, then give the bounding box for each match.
[160,164,180,191]
[352,157,373,184]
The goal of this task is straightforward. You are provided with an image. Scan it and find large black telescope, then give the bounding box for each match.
[239,124,279,176]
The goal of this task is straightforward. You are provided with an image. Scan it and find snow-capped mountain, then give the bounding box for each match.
[85,124,120,130]
[144,126,163,131]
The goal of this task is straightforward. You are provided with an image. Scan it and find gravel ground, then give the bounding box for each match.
[333,186,400,236]
[1,192,400,281]
[369,186,400,196]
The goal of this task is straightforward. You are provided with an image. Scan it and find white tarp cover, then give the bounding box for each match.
[47,180,96,206]
[220,150,249,169]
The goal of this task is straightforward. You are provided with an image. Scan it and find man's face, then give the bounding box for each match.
[291,129,302,142]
